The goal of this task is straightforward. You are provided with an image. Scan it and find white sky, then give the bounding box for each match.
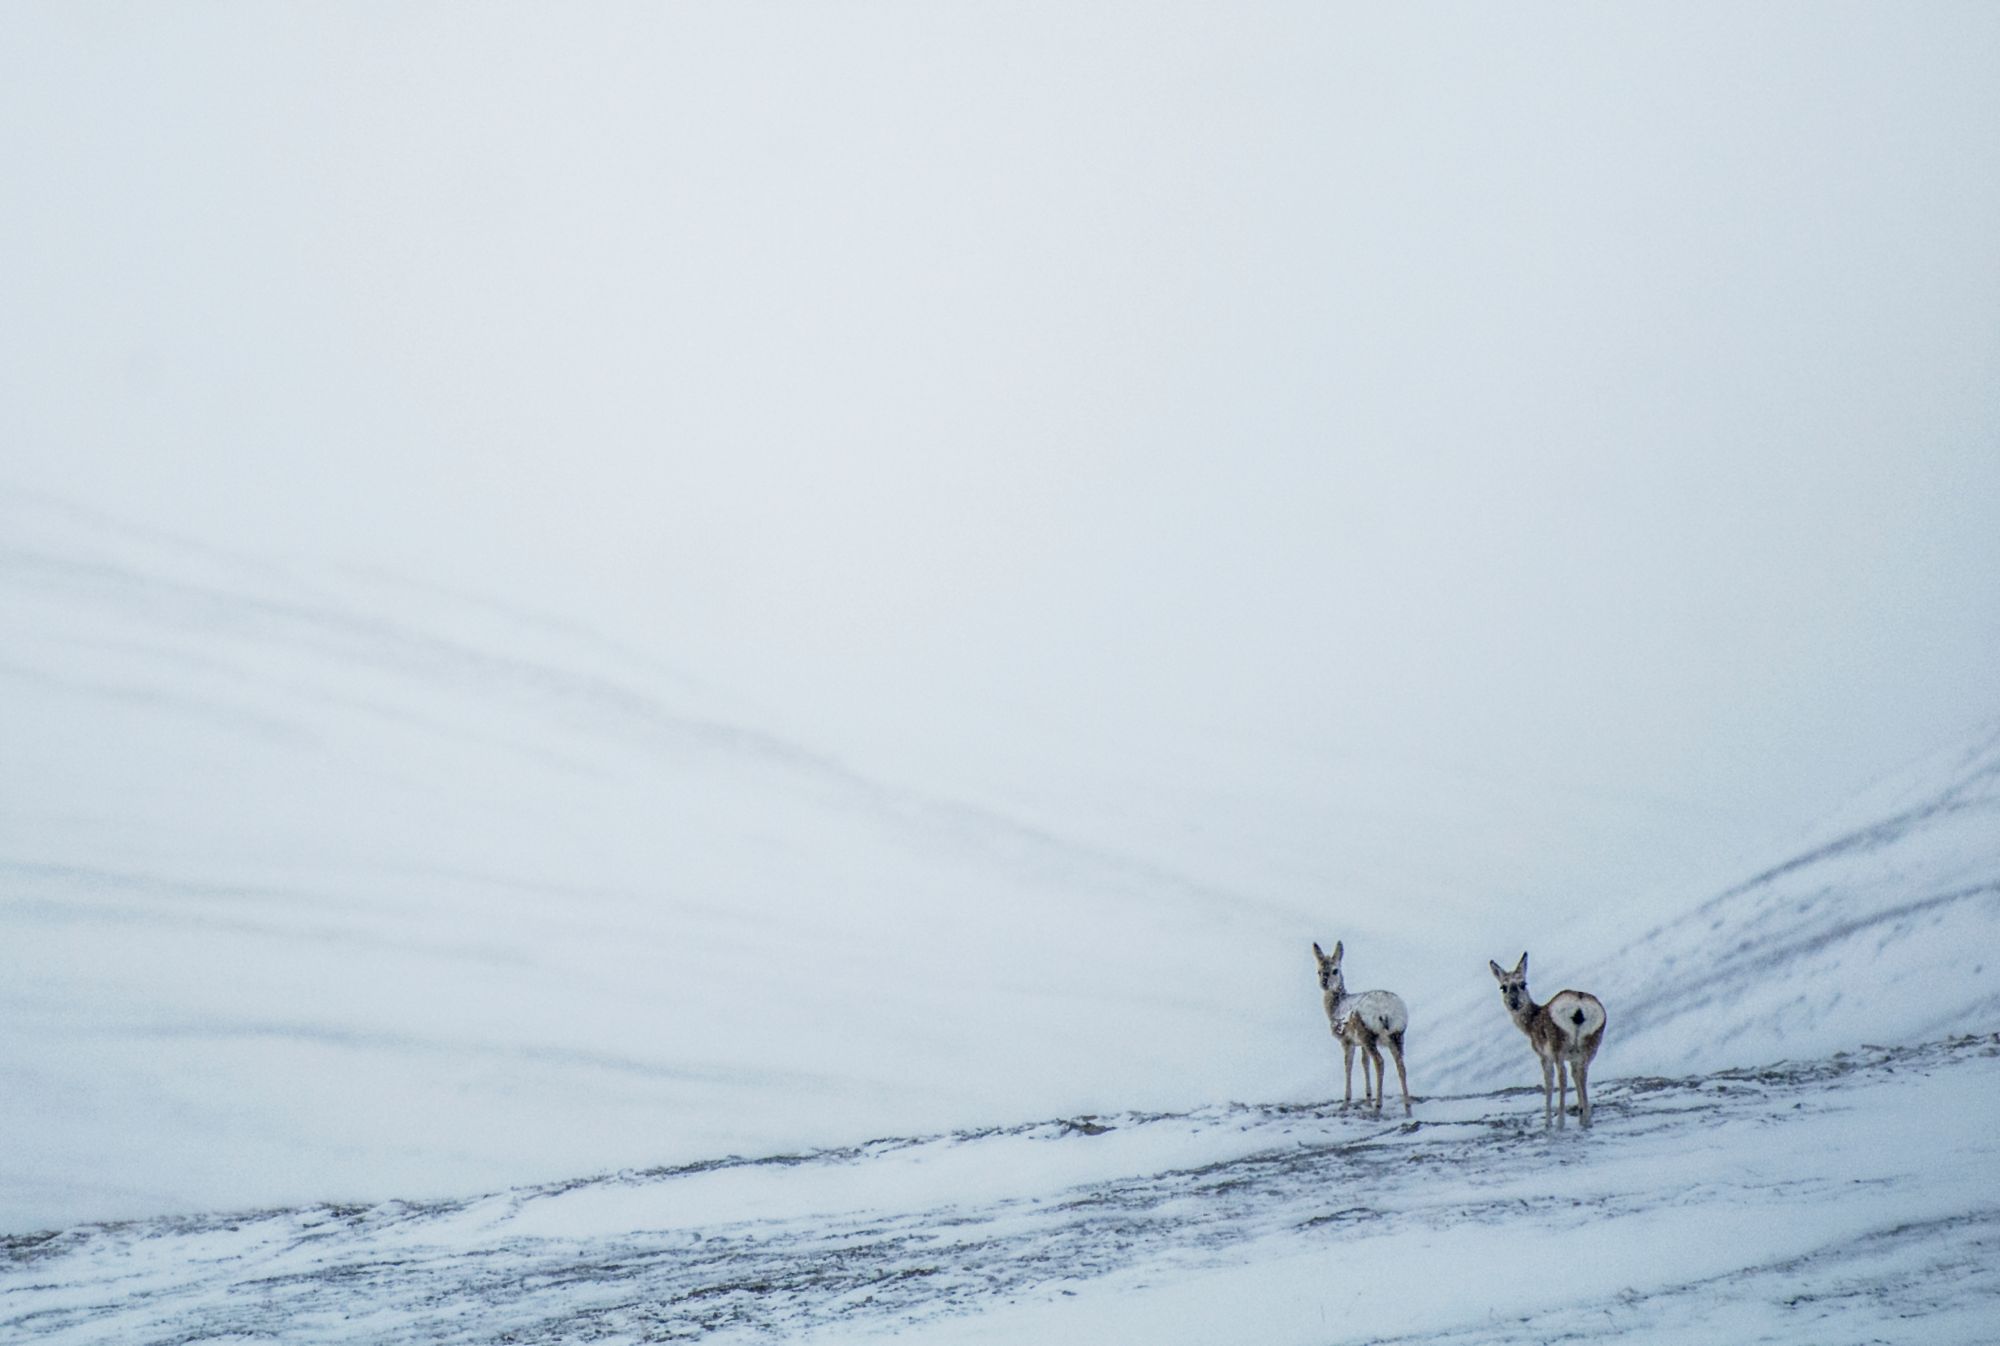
[5,3,1998,851]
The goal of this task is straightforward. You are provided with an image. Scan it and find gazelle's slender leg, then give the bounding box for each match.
[1365,1040,1385,1111]
[1576,1059,1592,1128]
[1342,1039,1355,1105]
[1540,1057,1555,1126]
[1557,1061,1571,1129]
[1388,1036,1411,1117]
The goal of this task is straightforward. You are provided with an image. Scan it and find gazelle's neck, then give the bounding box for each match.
[1508,989,1543,1032]
[1324,981,1356,1021]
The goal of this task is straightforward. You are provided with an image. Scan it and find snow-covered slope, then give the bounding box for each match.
[1426,722,2000,1090]
[8,491,2000,1342]
[0,493,1310,1231]
[7,1035,1997,1344]
[8,488,1998,1279]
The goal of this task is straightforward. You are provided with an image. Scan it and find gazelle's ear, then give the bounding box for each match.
[1330,941,1343,965]
[1489,959,1506,981]
[1514,952,1528,976]
[1312,942,1325,963]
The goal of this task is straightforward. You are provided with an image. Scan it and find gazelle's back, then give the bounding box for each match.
[1346,989,1408,1039]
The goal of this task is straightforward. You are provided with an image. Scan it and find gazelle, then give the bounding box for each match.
[1312,941,1411,1115]
[1488,952,1607,1128]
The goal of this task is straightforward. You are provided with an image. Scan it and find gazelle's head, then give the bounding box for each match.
[1313,941,1346,996]
[1489,952,1530,1015]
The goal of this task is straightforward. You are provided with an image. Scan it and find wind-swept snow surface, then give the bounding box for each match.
[7,1037,1997,1344]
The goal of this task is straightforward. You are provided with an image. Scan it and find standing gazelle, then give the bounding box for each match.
[1313,941,1411,1116]
[1489,952,1607,1128]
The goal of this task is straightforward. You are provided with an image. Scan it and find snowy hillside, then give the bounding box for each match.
[7,490,2000,1239]
[7,1035,1997,1344]
[0,493,1326,1231]
[7,492,2000,1341]
[1425,722,2000,1089]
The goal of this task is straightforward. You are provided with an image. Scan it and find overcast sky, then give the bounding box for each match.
[5,3,1998,855]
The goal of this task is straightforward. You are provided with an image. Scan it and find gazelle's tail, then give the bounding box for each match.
[1547,991,1605,1050]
